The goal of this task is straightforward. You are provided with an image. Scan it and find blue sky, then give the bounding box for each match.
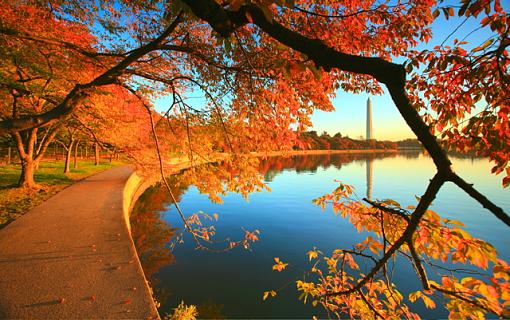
[155,5,499,141]
[312,10,498,141]
[311,91,407,140]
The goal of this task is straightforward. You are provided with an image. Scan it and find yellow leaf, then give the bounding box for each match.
[443,219,464,226]
[307,250,318,261]
[344,253,359,270]
[369,241,384,254]
[272,257,289,272]
[473,39,494,52]
[409,291,422,302]
[263,290,276,301]
[421,295,436,309]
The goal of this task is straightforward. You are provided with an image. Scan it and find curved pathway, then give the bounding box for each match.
[0,166,159,319]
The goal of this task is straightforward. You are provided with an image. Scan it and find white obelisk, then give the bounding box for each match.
[366,97,373,140]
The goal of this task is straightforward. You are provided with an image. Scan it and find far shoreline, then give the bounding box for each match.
[250,148,400,157]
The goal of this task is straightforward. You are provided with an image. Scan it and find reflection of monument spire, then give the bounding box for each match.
[366,157,373,200]
[366,97,373,140]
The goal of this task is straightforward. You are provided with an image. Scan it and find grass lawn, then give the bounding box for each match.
[0,159,125,228]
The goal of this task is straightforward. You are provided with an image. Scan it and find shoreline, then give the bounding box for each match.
[123,148,400,315]
[124,147,399,317]
[250,148,399,157]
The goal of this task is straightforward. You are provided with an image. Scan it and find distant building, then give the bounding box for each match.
[366,97,373,140]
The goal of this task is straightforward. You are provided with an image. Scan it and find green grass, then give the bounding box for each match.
[0,159,125,228]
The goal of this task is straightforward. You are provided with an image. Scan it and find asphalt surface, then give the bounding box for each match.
[0,166,159,319]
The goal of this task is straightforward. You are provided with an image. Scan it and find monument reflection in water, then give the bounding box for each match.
[366,157,373,200]
[130,152,509,318]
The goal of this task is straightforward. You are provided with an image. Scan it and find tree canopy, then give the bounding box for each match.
[0,0,509,318]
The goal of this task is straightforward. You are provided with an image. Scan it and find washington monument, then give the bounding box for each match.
[366,97,373,140]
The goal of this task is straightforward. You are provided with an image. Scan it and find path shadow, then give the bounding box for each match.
[23,300,60,308]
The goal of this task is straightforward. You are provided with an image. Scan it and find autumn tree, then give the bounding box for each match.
[0,2,98,186]
[78,85,158,167]
[0,0,509,318]
[54,120,86,173]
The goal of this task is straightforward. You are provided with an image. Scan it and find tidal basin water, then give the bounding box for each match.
[131,152,510,319]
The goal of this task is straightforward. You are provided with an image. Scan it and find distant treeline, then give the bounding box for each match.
[296,131,422,150]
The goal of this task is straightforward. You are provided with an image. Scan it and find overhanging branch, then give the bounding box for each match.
[181,0,509,224]
[0,12,183,135]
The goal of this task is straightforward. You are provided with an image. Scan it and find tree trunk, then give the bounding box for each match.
[94,142,100,165]
[13,125,60,187]
[7,146,11,165]
[19,159,36,188]
[64,141,74,173]
[14,130,38,188]
[73,140,80,169]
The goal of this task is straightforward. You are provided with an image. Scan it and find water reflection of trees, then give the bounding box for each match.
[130,178,190,307]
[197,299,227,319]
[131,186,176,280]
[132,153,407,263]
[131,153,406,262]
[259,152,404,182]
[130,153,409,314]
[131,152,508,318]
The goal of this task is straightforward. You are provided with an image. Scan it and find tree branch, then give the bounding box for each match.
[363,198,411,222]
[449,173,510,227]
[0,12,183,134]
[407,240,430,290]
[34,123,62,162]
[429,283,499,315]
[326,173,445,297]
[356,288,384,319]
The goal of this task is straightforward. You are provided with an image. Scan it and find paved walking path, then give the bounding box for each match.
[0,166,159,319]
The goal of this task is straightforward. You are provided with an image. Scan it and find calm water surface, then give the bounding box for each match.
[131,153,509,319]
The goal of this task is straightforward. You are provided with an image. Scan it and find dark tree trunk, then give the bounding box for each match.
[19,158,36,188]
[94,142,100,165]
[13,125,60,188]
[64,140,74,174]
[15,129,37,188]
[73,140,79,169]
